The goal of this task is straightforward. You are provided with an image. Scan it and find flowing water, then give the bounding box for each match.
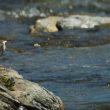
[0,0,110,110]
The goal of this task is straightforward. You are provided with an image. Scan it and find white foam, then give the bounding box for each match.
[0,7,46,19]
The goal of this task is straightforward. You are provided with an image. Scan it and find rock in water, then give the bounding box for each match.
[29,16,63,33]
[0,66,64,110]
[56,15,110,30]
[29,15,110,33]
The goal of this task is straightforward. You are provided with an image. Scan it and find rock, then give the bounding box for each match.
[56,15,110,30]
[0,85,20,110]
[33,25,110,48]
[0,67,23,79]
[29,16,63,33]
[0,66,64,110]
[30,15,110,33]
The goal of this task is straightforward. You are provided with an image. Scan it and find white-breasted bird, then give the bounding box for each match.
[0,40,7,55]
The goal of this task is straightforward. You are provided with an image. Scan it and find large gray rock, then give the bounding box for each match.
[56,15,110,30]
[29,15,110,33]
[0,66,64,110]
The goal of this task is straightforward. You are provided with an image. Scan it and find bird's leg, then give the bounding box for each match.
[0,48,4,56]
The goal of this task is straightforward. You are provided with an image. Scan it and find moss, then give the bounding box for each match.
[96,23,110,29]
[0,76,15,91]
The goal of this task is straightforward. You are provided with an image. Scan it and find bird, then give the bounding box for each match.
[0,40,7,55]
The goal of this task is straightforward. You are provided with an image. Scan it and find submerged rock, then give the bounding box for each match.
[30,15,110,33]
[0,66,64,110]
[33,26,110,48]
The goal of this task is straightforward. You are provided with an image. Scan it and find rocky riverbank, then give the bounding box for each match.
[0,66,64,110]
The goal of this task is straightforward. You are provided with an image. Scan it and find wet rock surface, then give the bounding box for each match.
[30,16,63,33]
[0,67,64,110]
[33,24,110,48]
[30,15,110,33]
[56,15,110,30]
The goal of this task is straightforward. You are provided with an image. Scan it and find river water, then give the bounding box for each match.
[0,0,110,110]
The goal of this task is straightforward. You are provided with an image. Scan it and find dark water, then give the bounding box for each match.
[0,0,110,110]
